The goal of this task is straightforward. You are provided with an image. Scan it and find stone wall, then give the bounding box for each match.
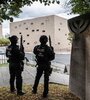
[68,13,90,100]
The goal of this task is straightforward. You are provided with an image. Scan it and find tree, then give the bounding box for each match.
[67,32,74,43]
[0,0,60,22]
[68,0,90,15]
[65,0,90,42]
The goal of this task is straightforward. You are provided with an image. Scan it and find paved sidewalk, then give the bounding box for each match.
[0,64,69,87]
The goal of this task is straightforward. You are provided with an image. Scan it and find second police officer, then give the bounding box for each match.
[32,35,55,98]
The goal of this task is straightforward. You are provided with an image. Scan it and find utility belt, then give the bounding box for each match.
[36,61,53,76]
[8,60,24,71]
[36,60,51,65]
[7,59,20,63]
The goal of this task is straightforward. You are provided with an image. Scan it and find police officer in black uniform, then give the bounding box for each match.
[32,35,55,98]
[6,35,25,95]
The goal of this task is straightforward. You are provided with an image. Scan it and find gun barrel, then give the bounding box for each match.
[20,35,24,53]
[20,35,23,45]
[49,35,51,47]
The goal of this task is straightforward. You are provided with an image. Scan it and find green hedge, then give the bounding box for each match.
[0,38,10,46]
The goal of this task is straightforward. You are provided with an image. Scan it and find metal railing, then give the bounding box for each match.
[0,53,7,64]
[0,52,70,74]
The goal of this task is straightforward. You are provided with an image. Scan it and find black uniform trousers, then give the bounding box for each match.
[9,62,22,93]
[33,64,50,94]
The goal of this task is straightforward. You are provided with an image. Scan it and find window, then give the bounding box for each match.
[19,32,22,34]
[19,24,21,27]
[58,42,60,45]
[32,30,35,32]
[31,22,33,25]
[23,40,25,42]
[36,29,39,31]
[58,28,60,31]
[60,22,62,25]
[24,22,26,24]
[41,22,44,25]
[26,28,28,30]
[42,30,45,32]
[27,34,29,36]
[15,26,17,28]
[27,43,30,45]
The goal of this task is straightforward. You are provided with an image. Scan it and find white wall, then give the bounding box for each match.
[54,15,71,51]
[10,15,71,52]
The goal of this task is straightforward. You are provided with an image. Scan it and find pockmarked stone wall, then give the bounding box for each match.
[68,13,90,100]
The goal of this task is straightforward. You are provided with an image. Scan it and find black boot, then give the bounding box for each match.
[32,89,37,94]
[17,91,25,96]
[43,92,48,98]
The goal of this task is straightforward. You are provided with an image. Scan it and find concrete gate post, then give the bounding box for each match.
[68,13,90,100]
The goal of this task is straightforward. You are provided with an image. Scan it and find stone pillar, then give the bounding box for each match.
[68,13,90,100]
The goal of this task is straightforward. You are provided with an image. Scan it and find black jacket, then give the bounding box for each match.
[6,44,25,63]
[33,44,55,64]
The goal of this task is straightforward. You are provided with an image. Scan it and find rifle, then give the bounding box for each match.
[49,35,54,51]
[20,35,29,70]
[20,35,29,61]
[20,35,25,71]
[20,35,24,53]
[49,35,52,48]
[48,35,54,75]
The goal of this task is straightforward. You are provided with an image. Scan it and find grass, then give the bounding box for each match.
[0,63,8,67]
[0,84,80,100]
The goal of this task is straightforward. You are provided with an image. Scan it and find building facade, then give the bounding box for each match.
[10,15,71,52]
[0,24,2,37]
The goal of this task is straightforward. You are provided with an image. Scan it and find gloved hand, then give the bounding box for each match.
[49,67,53,76]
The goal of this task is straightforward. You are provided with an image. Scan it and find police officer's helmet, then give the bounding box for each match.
[39,35,48,44]
[9,35,18,44]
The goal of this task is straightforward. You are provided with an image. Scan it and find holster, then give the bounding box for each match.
[49,67,53,76]
[20,61,24,71]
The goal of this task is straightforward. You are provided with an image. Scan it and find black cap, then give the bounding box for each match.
[9,35,18,43]
[39,35,48,44]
